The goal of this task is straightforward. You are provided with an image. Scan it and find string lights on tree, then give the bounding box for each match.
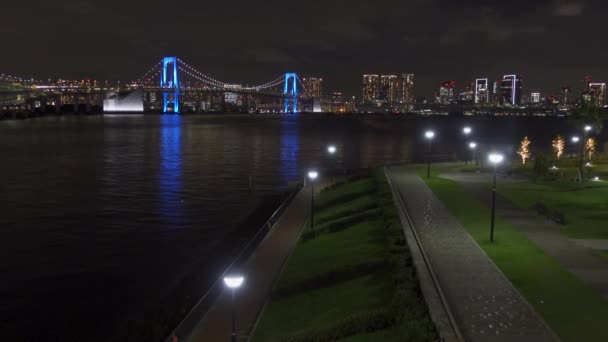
[586,137,596,162]
[517,136,531,164]
[552,135,565,161]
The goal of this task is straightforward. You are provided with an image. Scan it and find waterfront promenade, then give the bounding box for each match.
[388,166,557,342]
[184,181,322,341]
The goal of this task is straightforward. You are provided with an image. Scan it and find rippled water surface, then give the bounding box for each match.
[0,114,573,340]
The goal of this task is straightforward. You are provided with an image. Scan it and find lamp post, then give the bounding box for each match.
[580,125,592,178]
[463,127,472,165]
[425,130,435,178]
[571,136,581,179]
[308,170,318,237]
[327,145,336,184]
[488,153,504,242]
[223,275,245,342]
[469,142,477,166]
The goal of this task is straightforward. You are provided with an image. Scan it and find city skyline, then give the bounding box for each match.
[2,1,608,97]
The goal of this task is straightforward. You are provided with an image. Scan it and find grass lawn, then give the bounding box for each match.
[497,179,608,239]
[419,168,608,342]
[251,171,436,341]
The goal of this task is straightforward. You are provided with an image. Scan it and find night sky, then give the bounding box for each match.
[1,0,606,97]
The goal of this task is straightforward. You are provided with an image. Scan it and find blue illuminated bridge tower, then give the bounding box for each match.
[283,73,298,113]
[161,57,179,113]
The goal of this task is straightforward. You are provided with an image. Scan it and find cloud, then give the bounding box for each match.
[553,2,585,16]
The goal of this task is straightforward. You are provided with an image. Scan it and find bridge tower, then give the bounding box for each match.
[161,57,180,113]
[283,73,298,113]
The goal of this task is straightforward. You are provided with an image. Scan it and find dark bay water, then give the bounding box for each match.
[0,114,578,340]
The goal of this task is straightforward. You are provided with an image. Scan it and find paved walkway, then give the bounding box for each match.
[186,181,322,342]
[442,171,608,300]
[389,166,557,342]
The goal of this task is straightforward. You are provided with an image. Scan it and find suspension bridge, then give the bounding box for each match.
[0,56,303,114]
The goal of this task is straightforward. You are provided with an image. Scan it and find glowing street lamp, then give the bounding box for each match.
[223,275,245,342]
[571,136,580,143]
[425,130,435,178]
[585,125,592,132]
[308,170,318,237]
[327,145,337,184]
[488,153,504,242]
[463,127,473,165]
[469,142,478,166]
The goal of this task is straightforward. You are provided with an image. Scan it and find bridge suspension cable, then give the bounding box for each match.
[132,60,163,86]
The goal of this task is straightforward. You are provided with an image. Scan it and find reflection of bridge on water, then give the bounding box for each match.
[1,56,304,115]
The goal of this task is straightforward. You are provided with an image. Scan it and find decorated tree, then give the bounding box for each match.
[517,136,531,164]
[552,135,565,161]
[586,137,596,161]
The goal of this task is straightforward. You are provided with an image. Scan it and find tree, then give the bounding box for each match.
[552,135,565,161]
[568,103,603,129]
[586,137,596,162]
[517,136,531,164]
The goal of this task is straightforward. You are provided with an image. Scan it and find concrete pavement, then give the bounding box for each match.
[388,165,557,342]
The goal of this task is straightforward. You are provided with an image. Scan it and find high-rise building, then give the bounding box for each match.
[362,74,379,103]
[438,81,456,104]
[500,74,523,105]
[302,77,323,99]
[492,80,500,104]
[400,73,415,103]
[561,86,571,106]
[474,78,489,104]
[587,83,607,107]
[531,92,541,104]
[460,82,474,104]
[380,75,399,104]
[330,92,346,113]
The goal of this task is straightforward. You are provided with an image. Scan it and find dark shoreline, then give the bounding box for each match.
[103,191,292,341]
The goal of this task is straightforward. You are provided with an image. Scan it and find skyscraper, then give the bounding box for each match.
[587,83,607,107]
[531,92,540,104]
[362,74,379,103]
[474,78,489,104]
[500,74,522,105]
[438,81,456,104]
[400,73,415,103]
[302,77,323,99]
[561,86,571,106]
[380,75,399,104]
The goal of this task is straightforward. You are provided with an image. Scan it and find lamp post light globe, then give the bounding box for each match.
[223,276,244,289]
[572,136,580,143]
[469,142,477,149]
[463,126,472,135]
[488,153,504,165]
[425,130,435,140]
[308,170,318,180]
[585,125,592,132]
[327,145,336,154]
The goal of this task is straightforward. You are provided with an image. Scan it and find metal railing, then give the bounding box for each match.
[165,181,303,342]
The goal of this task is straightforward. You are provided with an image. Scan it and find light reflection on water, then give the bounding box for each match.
[280,116,300,186]
[159,115,183,227]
